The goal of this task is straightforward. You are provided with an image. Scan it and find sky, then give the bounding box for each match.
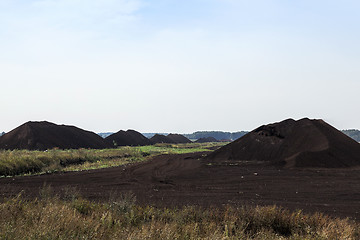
[1,0,359,133]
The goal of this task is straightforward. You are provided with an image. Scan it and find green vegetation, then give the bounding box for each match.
[0,191,358,239]
[0,143,224,177]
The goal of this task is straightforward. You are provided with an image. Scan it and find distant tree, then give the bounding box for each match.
[0,132,5,136]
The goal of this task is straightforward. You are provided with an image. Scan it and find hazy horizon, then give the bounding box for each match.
[1,117,359,135]
[1,1,359,133]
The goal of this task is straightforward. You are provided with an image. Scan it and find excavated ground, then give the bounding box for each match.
[1,152,360,220]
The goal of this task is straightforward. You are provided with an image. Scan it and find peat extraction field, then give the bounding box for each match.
[1,119,360,238]
[1,151,360,220]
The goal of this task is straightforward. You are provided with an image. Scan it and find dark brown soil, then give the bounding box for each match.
[150,134,175,144]
[1,118,360,220]
[166,134,192,143]
[207,118,360,168]
[0,121,111,150]
[195,137,219,143]
[1,152,360,220]
[105,130,152,147]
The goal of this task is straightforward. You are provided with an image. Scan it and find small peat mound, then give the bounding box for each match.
[105,130,152,147]
[150,134,175,144]
[166,134,192,144]
[206,118,360,168]
[0,121,111,150]
[195,137,219,143]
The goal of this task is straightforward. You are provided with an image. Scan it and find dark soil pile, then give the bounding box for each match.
[166,134,192,144]
[206,118,360,168]
[195,137,219,143]
[150,134,175,144]
[105,130,152,147]
[0,121,111,150]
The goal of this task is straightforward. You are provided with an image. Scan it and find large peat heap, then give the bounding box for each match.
[105,130,152,147]
[206,118,360,168]
[150,134,175,144]
[0,121,111,150]
[166,134,192,144]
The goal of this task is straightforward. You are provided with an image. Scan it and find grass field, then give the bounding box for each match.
[0,143,224,177]
[1,190,358,240]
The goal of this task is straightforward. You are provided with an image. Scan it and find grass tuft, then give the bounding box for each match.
[0,193,358,239]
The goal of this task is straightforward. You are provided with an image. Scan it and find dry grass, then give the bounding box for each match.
[0,190,358,240]
[1,143,357,239]
[0,143,220,177]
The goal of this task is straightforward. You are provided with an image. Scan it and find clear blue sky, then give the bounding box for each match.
[1,0,359,133]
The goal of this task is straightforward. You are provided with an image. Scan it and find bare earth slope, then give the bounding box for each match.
[1,152,360,219]
[150,134,175,144]
[166,134,192,143]
[0,121,111,150]
[207,118,360,168]
[105,130,152,146]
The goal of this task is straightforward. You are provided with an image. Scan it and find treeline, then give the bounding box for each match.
[97,132,113,138]
[142,133,168,139]
[101,132,248,141]
[141,132,249,141]
[183,131,249,141]
[185,130,360,142]
[98,129,360,142]
[342,129,360,142]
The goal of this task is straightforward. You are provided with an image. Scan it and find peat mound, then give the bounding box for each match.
[0,121,111,150]
[105,130,152,147]
[166,134,192,144]
[195,137,219,143]
[125,152,204,181]
[206,118,360,168]
[150,134,175,144]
